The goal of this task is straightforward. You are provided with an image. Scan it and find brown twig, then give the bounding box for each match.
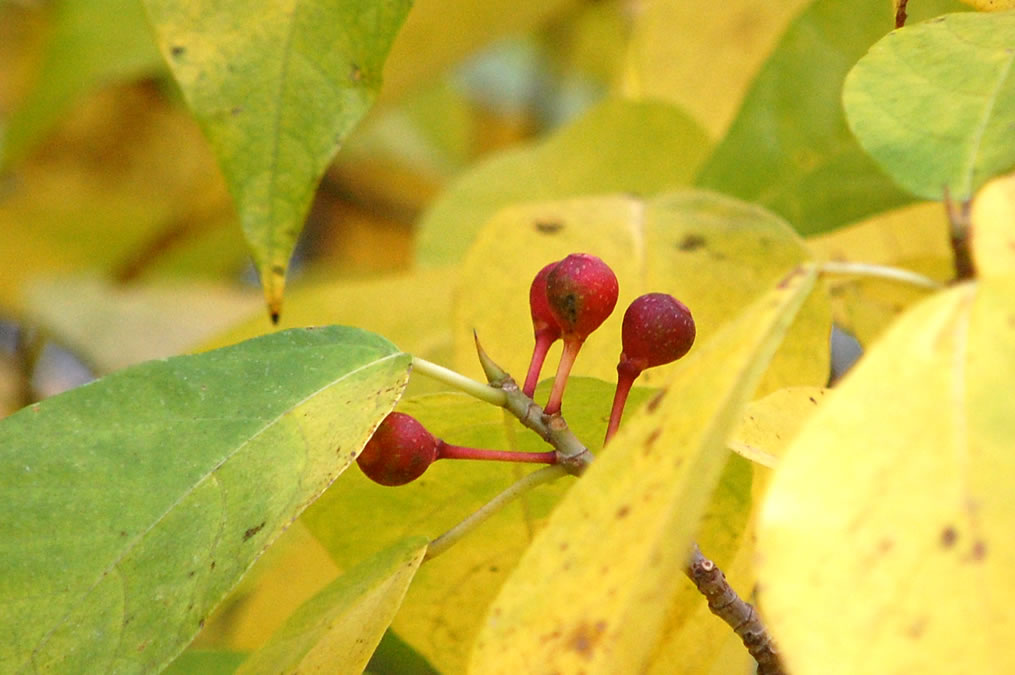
[895,0,909,29]
[685,542,785,675]
[943,186,976,282]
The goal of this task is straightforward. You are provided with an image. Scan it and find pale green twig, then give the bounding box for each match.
[410,356,507,407]
[818,261,942,289]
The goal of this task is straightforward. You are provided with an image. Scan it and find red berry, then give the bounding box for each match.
[545,253,619,341]
[357,412,439,486]
[620,293,696,373]
[529,261,563,341]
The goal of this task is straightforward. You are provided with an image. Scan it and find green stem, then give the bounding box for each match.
[410,356,507,407]
[818,261,941,289]
[423,464,567,562]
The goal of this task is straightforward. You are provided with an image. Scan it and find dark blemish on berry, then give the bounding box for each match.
[561,294,579,324]
[535,220,565,234]
[243,522,266,541]
[677,233,706,251]
[170,45,186,58]
[940,526,958,548]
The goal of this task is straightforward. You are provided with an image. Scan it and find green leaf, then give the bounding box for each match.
[164,650,247,675]
[451,190,831,398]
[414,98,711,266]
[469,265,817,672]
[236,537,428,675]
[142,0,413,318]
[0,326,410,672]
[843,11,1015,201]
[1,0,164,166]
[695,0,968,235]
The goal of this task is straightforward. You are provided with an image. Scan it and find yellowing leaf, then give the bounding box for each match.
[469,265,817,674]
[959,0,1015,11]
[727,386,829,467]
[236,537,428,675]
[143,0,412,318]
[453,191,830,398]
[622,0,810,138]
[970,170,1015,278]
[414,98,710,266]
[843,10,1015,201]
[758,278,1015,674]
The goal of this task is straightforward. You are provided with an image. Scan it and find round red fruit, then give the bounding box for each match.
[357,412,440,486]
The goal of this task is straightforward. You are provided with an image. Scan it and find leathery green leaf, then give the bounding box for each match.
[844,11,1015,201]
[0,326,410,672]
[236,537,428,675]
[469,265,817,673]
[695,0,967,234]
[142,0,412,318]
[758,279,1015,674]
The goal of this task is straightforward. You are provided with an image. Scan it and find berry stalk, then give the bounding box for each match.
[522,332,556,397]
[437,442,557,465]
[604,363,639,443]
[543,337,582,415]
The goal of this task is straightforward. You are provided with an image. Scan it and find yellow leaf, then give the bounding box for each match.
[970,170,1015,278]
[727,386,829,468]
[959,0,1015,9]
[469,265,817,673]
[758,278,1015,674]
[454,191,830,399]
[236,537,428,675]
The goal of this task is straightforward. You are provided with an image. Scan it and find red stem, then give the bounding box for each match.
[544,338,583,415]
[522,331,558,397]
[437,442,557,465]
[605,365,641,444]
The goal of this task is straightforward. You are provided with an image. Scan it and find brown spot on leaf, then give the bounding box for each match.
[535,220,564,234]
[170,45,185,58]
[878,538,894,553]
[940,526,958,548]
[777,266,804,289]
[907,617,927,639]
[271,264,285,276]
[568,620,607,659]
[647,390,666,412]
[969,540,987,562]
[643,428,661,452]
[677,233,706,251]
[615,505,630,519]
[243,522,265,541]
[350,64,363,82]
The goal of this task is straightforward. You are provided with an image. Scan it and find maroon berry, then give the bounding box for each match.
[605,293,695,443]
[523,261,563,397]
[545,254,619,341]
[620,293,695,373]
[543,253,619,415]
[357,412,439,486]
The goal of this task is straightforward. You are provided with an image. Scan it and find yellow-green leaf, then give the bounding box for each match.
[414,98,710,266]
[236,537,428,675]
[960,0,1015,8]
[843,10,1015,201]
[970,170,1015,278]
[469,265,817,673]
[758,278,1015,674]
[453,190,830,398]
[143,0,413,318]
[0,326,409,672]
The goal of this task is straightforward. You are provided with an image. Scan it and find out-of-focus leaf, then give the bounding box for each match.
[727,386,828,467]
[378,0,579,103]
[695,0,967,235]
[164,650,247,675]
[0,326,409,672]
[469,266,817,673]
[236,537,428,675]
[1,0,164,165]
[622,0,810,138]
[143,0,413,319]
[759,279,1015,674]
[302,380,655,674]
[24,277,261,373]
[844,11,1015,201]
[807,201,954,344]
[414,98,711,266]
[452,190,830,399]
[970,171,1015,278]
[960,0,1015,7]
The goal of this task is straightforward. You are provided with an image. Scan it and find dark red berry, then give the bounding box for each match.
[357,412,439,486]
[620,293,696,374]
[545,253,619,341]
[529,261,563,341]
